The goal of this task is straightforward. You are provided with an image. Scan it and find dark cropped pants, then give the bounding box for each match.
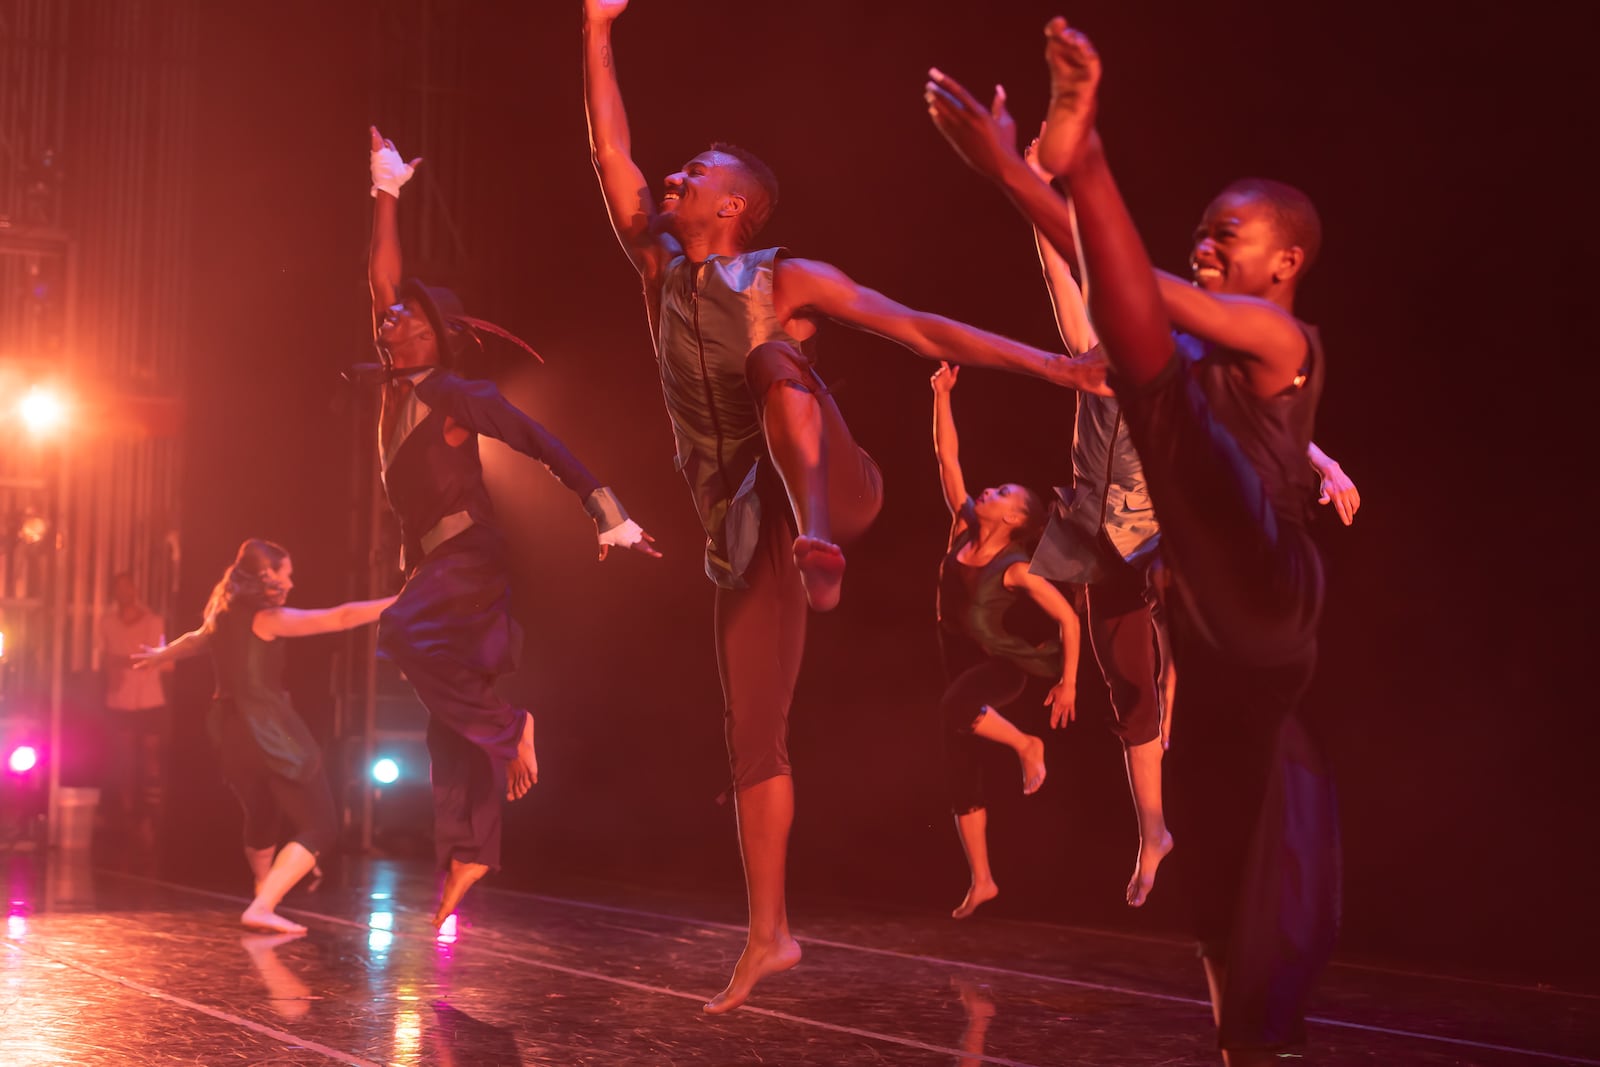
[379,524,525,870]
[715,341,883,790]
[1119,353,1340,1053]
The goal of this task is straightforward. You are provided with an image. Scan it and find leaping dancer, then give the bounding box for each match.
[927,20,1343,1062]
[365,126,660,928]
[581,0,1104,1013]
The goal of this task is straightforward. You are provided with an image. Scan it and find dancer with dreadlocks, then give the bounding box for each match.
[364,126,660,927]
[136,539,395,935]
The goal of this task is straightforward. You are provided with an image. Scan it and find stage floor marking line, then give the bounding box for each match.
[480,886,1600,1065]
[2,935,386,1067]
[96,872,1047,1067]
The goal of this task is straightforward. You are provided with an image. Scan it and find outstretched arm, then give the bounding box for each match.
[584,0,669,278]
[774,257,1108,394]
[1154,273,1308,393]
[368,126,421,336]
[130,626,208,670]
[930,363,968,517]
[1005,562,1081,727]
[252,596,398,641]
[413,373,661,559]
[1308,442,1360,526]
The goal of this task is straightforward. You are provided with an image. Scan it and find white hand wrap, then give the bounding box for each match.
[370,144,416,199]
[598,519,645,550]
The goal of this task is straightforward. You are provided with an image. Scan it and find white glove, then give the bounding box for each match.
[598,518,645,550]
[370,142,417,199]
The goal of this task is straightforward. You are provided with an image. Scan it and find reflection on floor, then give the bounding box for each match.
[2,851,1595,1066]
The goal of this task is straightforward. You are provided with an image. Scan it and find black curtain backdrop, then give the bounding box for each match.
[167,0,1590,982]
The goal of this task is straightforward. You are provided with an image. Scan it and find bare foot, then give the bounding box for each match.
[702,935,802,1014]
[434,859,490,929]
[951,879,999,919]
[793,536,846,612]
[1037,17,1102,177]
[240,906,307,935]
[1125,830,1174,908]
[506,712,537,801]
[1017,735,1047,795]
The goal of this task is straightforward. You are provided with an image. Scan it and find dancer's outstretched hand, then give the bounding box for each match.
[930,361,960,395]
[924,69,1019,180]
[129,644,163,671]
[369,126,421,199]
[585,0,629,22]
[598,522,662,562]
[1046,681,1077,728]
[1317,465,1361,526]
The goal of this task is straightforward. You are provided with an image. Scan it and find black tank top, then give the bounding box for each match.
[207,608,319,781]
[937,509,1062,679]
[1181,322,1324,525]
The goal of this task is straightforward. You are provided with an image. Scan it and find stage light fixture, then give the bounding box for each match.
[18,385,66,436]
[8,746,38,774]
[372,757,400,785]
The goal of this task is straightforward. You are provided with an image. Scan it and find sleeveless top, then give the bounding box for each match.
[207,608,320,782]
[1031,388,1160,585]
[1176,321,1324,526]
[655,247,806,587]
[937,502,1063,679]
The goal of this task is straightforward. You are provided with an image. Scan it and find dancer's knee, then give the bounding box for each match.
[747,341,814,409]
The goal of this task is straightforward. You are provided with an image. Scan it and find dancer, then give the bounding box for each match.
[1019,143,1360,910]
[926,23,1341,1062]
[930,361,1080,920]
[582,0,1105,1013]
[136,539,394,935]
[365,126,659,927]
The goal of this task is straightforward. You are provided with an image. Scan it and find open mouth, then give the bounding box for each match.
[1192,265,1224,284]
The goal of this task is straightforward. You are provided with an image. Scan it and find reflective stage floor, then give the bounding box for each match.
[3,853,1595,1066]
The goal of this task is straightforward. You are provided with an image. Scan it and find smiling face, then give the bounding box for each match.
[657,150,747,242]
[1188,191,1302,299]
[376,298,437,367]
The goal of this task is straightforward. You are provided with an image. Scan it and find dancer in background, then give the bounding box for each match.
[365,126,659,927]
[137,539,394,935]
[930,361,1080,920]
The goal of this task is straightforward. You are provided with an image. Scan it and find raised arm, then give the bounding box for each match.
[368,126,420,334]
[583,0,668,277]
[252,596,397,641]
[1308,441,1360,526]
[930,363,968,517]
[774,257,1108,394]
[130,626,209,670]
[1005,562,1081,728]
[1023,136,1097,356]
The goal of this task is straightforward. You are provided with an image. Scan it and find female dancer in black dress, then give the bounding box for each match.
[931,363,1082,918]
[139,539,394,933]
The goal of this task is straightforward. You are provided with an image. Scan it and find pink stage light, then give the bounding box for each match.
[8,746,38,774]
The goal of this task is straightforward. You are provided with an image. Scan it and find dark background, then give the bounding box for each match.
[157,0,1589,984]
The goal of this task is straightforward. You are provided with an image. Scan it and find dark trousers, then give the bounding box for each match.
[97,705,172,829]
[214,709,336,857]
[379,524,525,870]
[1121,355,1339,1052]
[714,342,883,790]
[938,645,1033,815]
